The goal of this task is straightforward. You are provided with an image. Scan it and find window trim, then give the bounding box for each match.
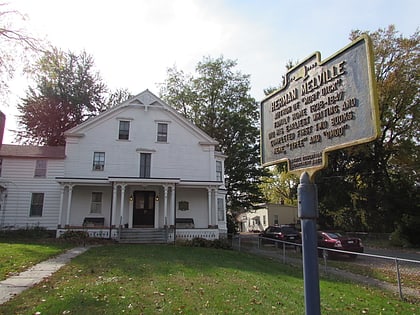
[34,160,47,178]
[139,152,151,178]
[93,152,105,171]
[118,120,130,140]
[156,122,168,142]
[90,192,103,214]
[216,160,223,182]
[30,192,44,217]
[217,197,225,221]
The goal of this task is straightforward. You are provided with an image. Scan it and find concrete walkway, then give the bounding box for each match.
[0,246,90,304]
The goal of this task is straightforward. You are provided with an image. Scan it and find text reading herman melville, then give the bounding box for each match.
[261,35,378,171]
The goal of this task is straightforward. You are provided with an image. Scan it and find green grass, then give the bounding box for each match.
[0,240,72,281]
[0,244,418,315]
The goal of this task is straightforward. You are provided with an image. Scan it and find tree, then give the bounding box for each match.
[0,3,43,103]
[106,88,133,108]
[317,26,419,238]
[159,56,268,216]
[259,164,298,206]
[16,47,108,145]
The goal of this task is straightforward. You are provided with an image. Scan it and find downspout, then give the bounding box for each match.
[173,183,177,244]
[109,182,114,240]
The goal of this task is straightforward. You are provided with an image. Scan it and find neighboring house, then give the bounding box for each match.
[0,90,227,242]
[237,203,298,232]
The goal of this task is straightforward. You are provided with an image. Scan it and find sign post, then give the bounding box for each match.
[260,35,379,315]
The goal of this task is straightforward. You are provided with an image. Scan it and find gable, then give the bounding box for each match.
[65,89,218,146]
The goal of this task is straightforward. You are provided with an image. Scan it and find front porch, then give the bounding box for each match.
[56,227,220,243]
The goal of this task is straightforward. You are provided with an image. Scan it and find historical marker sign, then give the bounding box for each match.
[261,35,379,174]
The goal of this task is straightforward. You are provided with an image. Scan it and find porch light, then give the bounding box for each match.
[155,195,159,201]
[129,195,133,202]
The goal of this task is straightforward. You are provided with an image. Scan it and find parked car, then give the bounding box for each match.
[259,225,301,246]
[317,231,364,258]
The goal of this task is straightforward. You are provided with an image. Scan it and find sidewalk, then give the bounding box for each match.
[0,246,90,304]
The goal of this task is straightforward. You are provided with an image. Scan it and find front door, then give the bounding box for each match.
[133,191,155,228]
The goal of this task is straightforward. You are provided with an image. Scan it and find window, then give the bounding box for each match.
[90,192,102,214]
[34,160,47,178]
[157,123,168,142]
[139,153,151,178]
[0,158,2,177]
[263,215,266,225]
[30,193,44,217]
[217,198,225,221]
[274,215,279,225]
[118,120,130,140]
[216,161,223,182]
[93,152,105,171]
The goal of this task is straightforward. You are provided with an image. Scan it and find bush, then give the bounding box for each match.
[0,226,53,239]
[59,230,89,244]
[177,237,232,249]
[390,214,420,248]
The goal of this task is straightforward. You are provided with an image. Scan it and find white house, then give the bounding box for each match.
[237,203,298,232]
[0,90,227,242]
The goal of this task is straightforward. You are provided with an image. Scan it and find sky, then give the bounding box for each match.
[1,0,419,144]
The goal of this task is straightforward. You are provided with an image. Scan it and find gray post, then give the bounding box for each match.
[298,172,321,315]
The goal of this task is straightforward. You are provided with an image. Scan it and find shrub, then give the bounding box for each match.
[59,230,89,244]
[177,237,231,249]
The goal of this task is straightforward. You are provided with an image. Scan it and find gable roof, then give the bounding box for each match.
[64,89,219,146]
[0,144,66,159]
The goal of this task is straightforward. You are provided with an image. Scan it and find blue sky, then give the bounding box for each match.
[1,0,419,143]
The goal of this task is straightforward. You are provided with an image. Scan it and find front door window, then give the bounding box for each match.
[133,191,155,227]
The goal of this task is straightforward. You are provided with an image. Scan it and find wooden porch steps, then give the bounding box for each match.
[118,228,169,244]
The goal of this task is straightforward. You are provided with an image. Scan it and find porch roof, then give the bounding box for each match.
[56,177,110,185]
[108,177,180,184]
[55,176,223,188]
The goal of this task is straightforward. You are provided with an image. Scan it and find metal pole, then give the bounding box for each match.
[298,172,321,315]
[395,258,403,300]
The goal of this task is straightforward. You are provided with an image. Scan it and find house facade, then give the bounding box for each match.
[0,90,227,242]
[237,203,298,232]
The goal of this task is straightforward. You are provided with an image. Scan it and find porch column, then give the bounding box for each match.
[119,184,126,227]
[163,185,168,226]
[65,185,73,226]
[57,185,65,228]
[112,184,117,226]
[207,187,212,227]
[213,188,218,227]
[169,185,175,226]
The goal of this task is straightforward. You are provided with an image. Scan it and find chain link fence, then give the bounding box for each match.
[231,234,420,301]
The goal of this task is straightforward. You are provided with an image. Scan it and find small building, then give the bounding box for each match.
[237,203,298,232]
[0,90,227,242]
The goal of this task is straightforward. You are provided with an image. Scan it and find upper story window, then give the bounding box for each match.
[216,161,223,182]
[118,120,130,140]
[30,192,44,217]
[139,153,151,178]
[34,160,47,178]
[157,123,168,142]
[90,192,102,214]
[93,152,105,171]
[0,158,3,177]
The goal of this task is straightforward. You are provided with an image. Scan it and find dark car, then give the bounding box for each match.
[317,231,364,258]
[259,225,301,245]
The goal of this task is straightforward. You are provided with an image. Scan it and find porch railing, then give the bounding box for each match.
[176,228,219,240]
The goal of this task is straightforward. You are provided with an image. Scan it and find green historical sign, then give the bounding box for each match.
[261,35,380,175]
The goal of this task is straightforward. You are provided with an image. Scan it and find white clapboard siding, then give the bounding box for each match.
[0,157,64,229]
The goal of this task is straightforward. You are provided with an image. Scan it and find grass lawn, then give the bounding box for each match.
[0,239,72,281]
[0,244,418,315]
